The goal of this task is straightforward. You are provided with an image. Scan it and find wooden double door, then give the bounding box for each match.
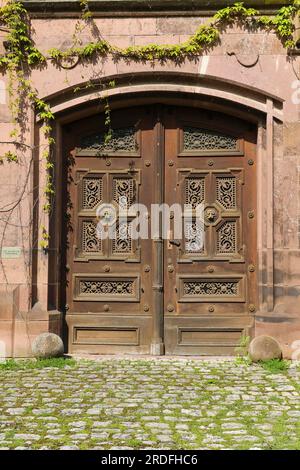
[63,104,257,355]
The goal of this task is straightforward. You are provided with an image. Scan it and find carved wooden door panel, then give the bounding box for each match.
[163,107,257,355]
[64,107,156,354]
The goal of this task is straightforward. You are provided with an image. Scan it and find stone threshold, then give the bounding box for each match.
[69,354,236,362]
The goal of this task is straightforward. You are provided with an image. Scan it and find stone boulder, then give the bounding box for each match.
[32,333,64,359]
[248,335,282,362]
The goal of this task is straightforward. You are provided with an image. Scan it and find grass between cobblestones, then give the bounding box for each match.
[0,358,299,450]
[0,358,76,370]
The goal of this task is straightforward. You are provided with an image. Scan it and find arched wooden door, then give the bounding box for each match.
[62,104,257,355]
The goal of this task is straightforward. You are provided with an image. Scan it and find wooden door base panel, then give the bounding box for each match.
[66,314,152,354]
[164,316,253,355]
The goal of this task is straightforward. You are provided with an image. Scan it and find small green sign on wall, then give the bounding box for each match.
[1,247,22,259]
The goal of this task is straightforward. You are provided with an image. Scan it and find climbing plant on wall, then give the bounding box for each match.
[0,0,299,249]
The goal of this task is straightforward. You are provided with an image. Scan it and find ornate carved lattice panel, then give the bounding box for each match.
[184,281,238,296]
[81,280,133,295]
[82,177,103,210]
[82,220,102,253]
[216,221,237,254]
[216,176,236,210]
[112,222,133,254]
[183,127,238,152]
[113,178,136,209]
[80,127,137,153]
[184,220,204,254]
[74,276,140,302]
[178,276,245,302]
[185,177,205,208]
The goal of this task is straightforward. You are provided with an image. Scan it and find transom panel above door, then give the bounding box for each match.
[62,104,257,355]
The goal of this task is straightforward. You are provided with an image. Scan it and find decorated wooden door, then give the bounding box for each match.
[63,107,157,354]
[63,105,256,355]
[163,107,257,355]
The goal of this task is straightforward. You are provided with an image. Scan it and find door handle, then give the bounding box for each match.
[167,230,181,248]
[169,239,181,247]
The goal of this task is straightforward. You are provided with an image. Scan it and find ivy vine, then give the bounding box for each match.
[47,1,300,61]
[0,0,299,249]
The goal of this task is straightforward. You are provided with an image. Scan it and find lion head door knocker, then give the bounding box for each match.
[95,203,117,240]
[204,207,219,225]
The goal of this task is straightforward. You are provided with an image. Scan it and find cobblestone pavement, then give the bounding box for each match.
[0,358,300,450]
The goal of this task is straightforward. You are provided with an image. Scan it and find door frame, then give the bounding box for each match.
[38,89,277,353]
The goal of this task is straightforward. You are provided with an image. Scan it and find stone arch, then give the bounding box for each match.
[32,74,279,353]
